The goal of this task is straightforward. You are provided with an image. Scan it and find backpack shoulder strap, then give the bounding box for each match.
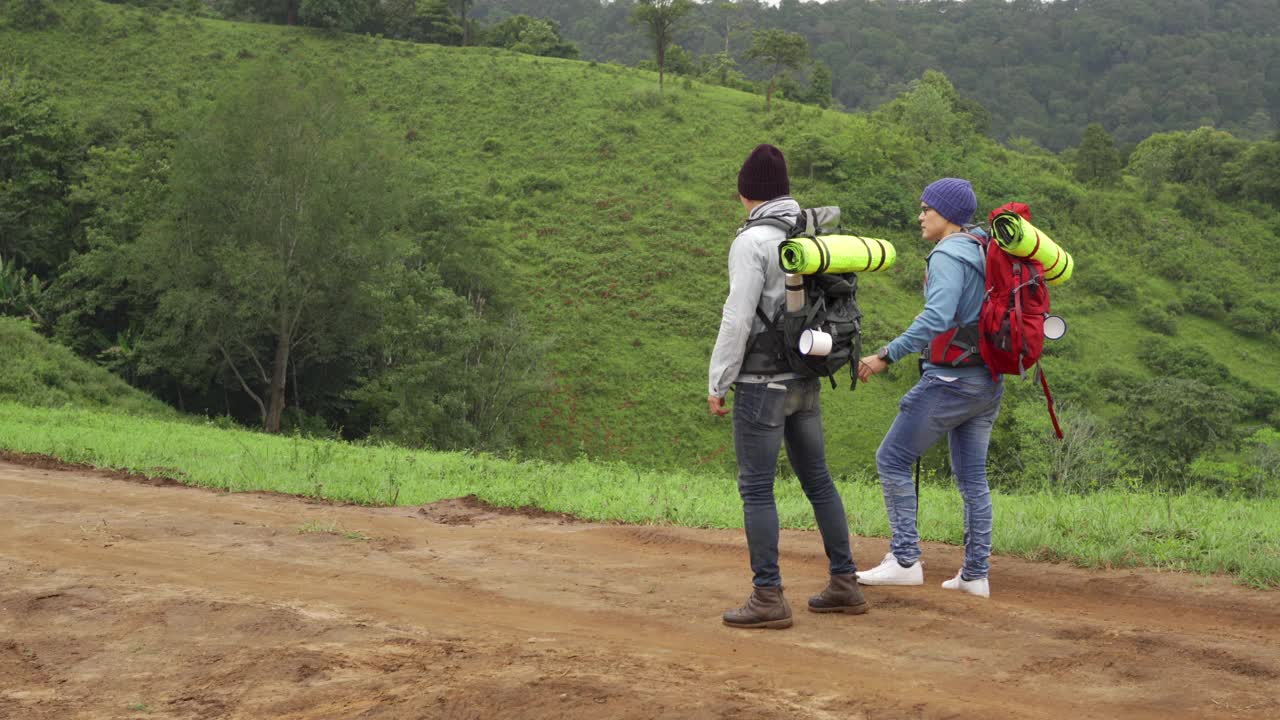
[742,215,795,235]
[928,230,989,276]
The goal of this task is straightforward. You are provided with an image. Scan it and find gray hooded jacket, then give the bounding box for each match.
[708,197,802,398]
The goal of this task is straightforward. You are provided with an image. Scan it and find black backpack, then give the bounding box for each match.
[740,208,863,389]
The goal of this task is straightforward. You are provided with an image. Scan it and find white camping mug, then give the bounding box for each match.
[1044,314,1067,340]
[799,328,833,356]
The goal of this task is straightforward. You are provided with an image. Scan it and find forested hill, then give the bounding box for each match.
[2,1,1278,494]
[475,0,1280,151]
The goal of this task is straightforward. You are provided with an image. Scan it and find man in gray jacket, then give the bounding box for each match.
[708,144,867,629]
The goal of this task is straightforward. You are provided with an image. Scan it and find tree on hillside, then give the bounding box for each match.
[1074,123,1122,187]
[879,71,973,147]
[416,0,463,44]
[805,61,833,109]
[744,28,809,110]
[380,0,461,44]
[700,51,748,90]
[0,69,78,277]
[298,0,367,31]
[630,0,694,91]
[139,66,403,433]
[1115,378,1241,483]
[485,15,580,59]
[1225,141,1280,207]
[711,1,750,54]
[450,0,474,45]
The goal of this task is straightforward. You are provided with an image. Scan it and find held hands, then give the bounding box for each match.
[708,394,730,417]
[857,355,888,383]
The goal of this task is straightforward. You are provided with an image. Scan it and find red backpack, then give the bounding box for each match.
[928,202,1063,438]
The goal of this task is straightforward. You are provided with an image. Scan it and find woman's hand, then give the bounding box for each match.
[857,355,888,383]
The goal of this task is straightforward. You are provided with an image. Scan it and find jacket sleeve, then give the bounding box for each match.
[884,251,969,363]
[708,233,768,398]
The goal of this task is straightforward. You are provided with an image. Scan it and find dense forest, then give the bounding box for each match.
[2,0,1279,496]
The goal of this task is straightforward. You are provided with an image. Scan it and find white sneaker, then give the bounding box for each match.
[941,571,990,598]
[855,552,924,586]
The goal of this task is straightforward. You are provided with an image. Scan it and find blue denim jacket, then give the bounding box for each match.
[884,229,988,375]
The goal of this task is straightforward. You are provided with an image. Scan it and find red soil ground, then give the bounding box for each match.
[1,458,1277,719]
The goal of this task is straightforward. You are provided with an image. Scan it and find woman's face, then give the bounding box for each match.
[918,203,949,243]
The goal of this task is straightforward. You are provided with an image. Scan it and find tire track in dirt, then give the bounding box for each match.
[1,460,1278,719]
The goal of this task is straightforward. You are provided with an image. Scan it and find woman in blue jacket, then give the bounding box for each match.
[854,178,1003,599]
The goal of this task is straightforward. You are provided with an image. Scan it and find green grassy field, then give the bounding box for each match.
[2,402,1276,588]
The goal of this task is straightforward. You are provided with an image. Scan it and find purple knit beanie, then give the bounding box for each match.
[920,178,977,226]
[737,144,790,201]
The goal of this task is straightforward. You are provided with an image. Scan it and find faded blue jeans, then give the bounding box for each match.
[733,377,856,587]
[875,373,1004,580]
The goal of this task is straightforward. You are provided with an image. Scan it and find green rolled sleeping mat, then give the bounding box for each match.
[778,235,897,275]
[990,212,1074,285]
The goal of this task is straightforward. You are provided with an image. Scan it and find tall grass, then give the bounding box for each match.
[2,403,1276,588]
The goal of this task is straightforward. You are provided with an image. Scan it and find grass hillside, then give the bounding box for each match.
[0,317,172,417]
[3,1,1278,483]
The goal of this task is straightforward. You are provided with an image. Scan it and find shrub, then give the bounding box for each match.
[1181,282,1225,318]
[1113,377,1242,486]
[5,0,61,29]
[1137,336,1230,384]
[1076,266,1137,303]
[1229,305,1269,337]
[1136,302,1177,336]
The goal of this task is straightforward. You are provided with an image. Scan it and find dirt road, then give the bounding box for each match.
[1,458,1277,719]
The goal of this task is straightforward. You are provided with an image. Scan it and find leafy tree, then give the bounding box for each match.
[379,0,418,40]
[1172,126,1246,193]
[744,28,809,110]
[383,0,460,44]
[1114,377,1241,483]
[417,0,463,44]
[630,0,694,91]
[348,264,546,451]
[1074,123,1122,186]
[1126,131,1181,197]
[0,255,45,324]
[700,50,748,91]
[805,61,833,109]
[449,0,474,45]
[0,68,79,276]
[710,0,749,54]
[138,65,403,433]
[1224,140,1280,206]
[486,15,579,59]
[298,0,366,31]
[877,70,972,148]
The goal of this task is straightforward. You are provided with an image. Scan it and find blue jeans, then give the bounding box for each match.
[875,373,1004,579]
[733,377,856,587]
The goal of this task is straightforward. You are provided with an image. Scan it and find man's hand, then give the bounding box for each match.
[708,394,730,416]
[857,355,888,383]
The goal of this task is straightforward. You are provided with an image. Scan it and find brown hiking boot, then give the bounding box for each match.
[808,573,870,614]
[723,585,793,629]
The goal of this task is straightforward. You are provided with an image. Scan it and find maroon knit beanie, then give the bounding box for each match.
[737,144,790,201]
